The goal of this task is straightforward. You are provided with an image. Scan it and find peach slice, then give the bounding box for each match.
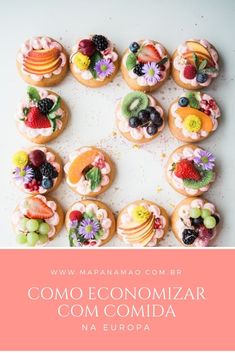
[68,149,100,184]
[176,107,213,132]
[27,48,60,59]
[186,41,210,57]
[24,58,62,74]
[183,51,214,67]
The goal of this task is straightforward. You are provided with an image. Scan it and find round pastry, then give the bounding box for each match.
[121,39,170,92]
[70,34,119,87]
[12,146,63,195]
[168,92,220,142]
[117,200,169,247]
[12,195,64,247]
[16,86,69,144]
[116,91,165,143]
[64,147,115,197]
[166,144,216,197]
[171,39,219,90]
[65,199,115,247]
[171,197,220,247]
[16,36,68,86]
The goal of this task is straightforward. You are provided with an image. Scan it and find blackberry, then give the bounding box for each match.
[32,167,43,182]
[38,98,54,115]
[182,228,198,245]
[92,35,108,51]
[40,162,58,179]
[133,63,144,76]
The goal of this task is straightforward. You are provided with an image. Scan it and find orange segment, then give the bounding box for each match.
[68,150,100,184]
[176,107,213,132]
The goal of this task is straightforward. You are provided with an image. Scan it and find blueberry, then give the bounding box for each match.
[178,97,189,107]
[129,42,140,53]
[182,229,198,245]
[129,116,141,128]
[196,73,208,83]
[138,110,150,126]
[190,216,204,227]
[146,124,158,136]
[41,178,53,190]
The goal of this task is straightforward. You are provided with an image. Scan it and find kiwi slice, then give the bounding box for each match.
[183,170,214,189]
[121,92,149,118]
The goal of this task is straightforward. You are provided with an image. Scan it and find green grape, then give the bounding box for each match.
[204,216,216,229]
[190,208,201,219]
[201,209,211,219]
[39,222,50,235]
[27,232,39,246]
[19,217,28,230]
[16,232,27,244]
[39,234,48,244]
[26,219,39,232]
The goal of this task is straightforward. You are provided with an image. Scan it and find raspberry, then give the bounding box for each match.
[183,65,197,79]
[69,210,82,222]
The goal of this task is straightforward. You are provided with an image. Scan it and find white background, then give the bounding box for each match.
[0,0,235,247]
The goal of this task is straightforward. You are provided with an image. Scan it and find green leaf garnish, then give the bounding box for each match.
[49,96,61,114]
[85,167,102,191]
[198,59,207,71]
[192,53,199,70]
[126,53,136,71]
[156,57,168,67]
[27,86,40,102]
[23,107,29,116]
[186,92,200,109]
[69,229,75,247]
[89,51,103,78]
[95,229,104,240]
[50,119,57,132]
[200,67,218,74]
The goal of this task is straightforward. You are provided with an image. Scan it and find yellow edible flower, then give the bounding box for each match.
[132,205,150,223]
[183,115,201,133]
[73,52,90,71]
[12,151,28,169]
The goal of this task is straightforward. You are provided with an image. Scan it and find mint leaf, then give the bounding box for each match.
[201,67,218,74]
[198,59,207,71]
[49,96,61,113]
[23,107,29,116]
[27,86,40,102]
[156,57,168,67]
[89,51,103,79]
[50,119,57,132]
[186,92,200,109]
[85,167,102,191]
[192,53,199,70]
[126,53,136,71]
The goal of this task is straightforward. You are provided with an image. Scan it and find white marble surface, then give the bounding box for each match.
[0,0,235,247]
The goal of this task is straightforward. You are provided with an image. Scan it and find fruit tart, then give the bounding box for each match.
[66,200,115,247]
[16,36,68,86]
[171,197,220,247]
[16,86,69,144]
[171,39,219,90]
[117,200,169,247]
[166,144,216,197]
[70,34,119,87]
[12,146,63,195]
[64,147,115,197]
[12,195,64,247]
[168,92,220,142]
[116,91,165,143]
[121,39,170,92]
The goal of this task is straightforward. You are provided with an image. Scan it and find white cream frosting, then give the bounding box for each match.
[123,40,170,87]
[167,146,215,195]
[12,195,59,246]
[17,36,67,81]
[16,89,64,138]
[171,92,220,139]
[176,199,219,247]
[70,36,118,81]
[68,202,112,247]
[173,39,219,87]
[117,95,164,141]
[64,147,111,195]
[117,202,166,247]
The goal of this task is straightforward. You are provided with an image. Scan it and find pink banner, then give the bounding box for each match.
[0,249,234,351]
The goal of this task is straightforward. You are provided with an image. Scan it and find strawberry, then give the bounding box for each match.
[25,197,54,219]
[25,107,51,129]
[174,160,201,181]
[183,64,197,79]
[137,44,161,63]
[69,210,82,222]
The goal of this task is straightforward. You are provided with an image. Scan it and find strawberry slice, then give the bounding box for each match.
[137,44,161,63]
[25,107,51,129]
[25,197,54,219]
[174,159,201,181]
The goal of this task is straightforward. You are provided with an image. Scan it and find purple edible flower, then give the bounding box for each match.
[142,62,161,85]
[78,218,100,240]
[194,150,215,171]
[13,166,34,183]
[94,59,115,78]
